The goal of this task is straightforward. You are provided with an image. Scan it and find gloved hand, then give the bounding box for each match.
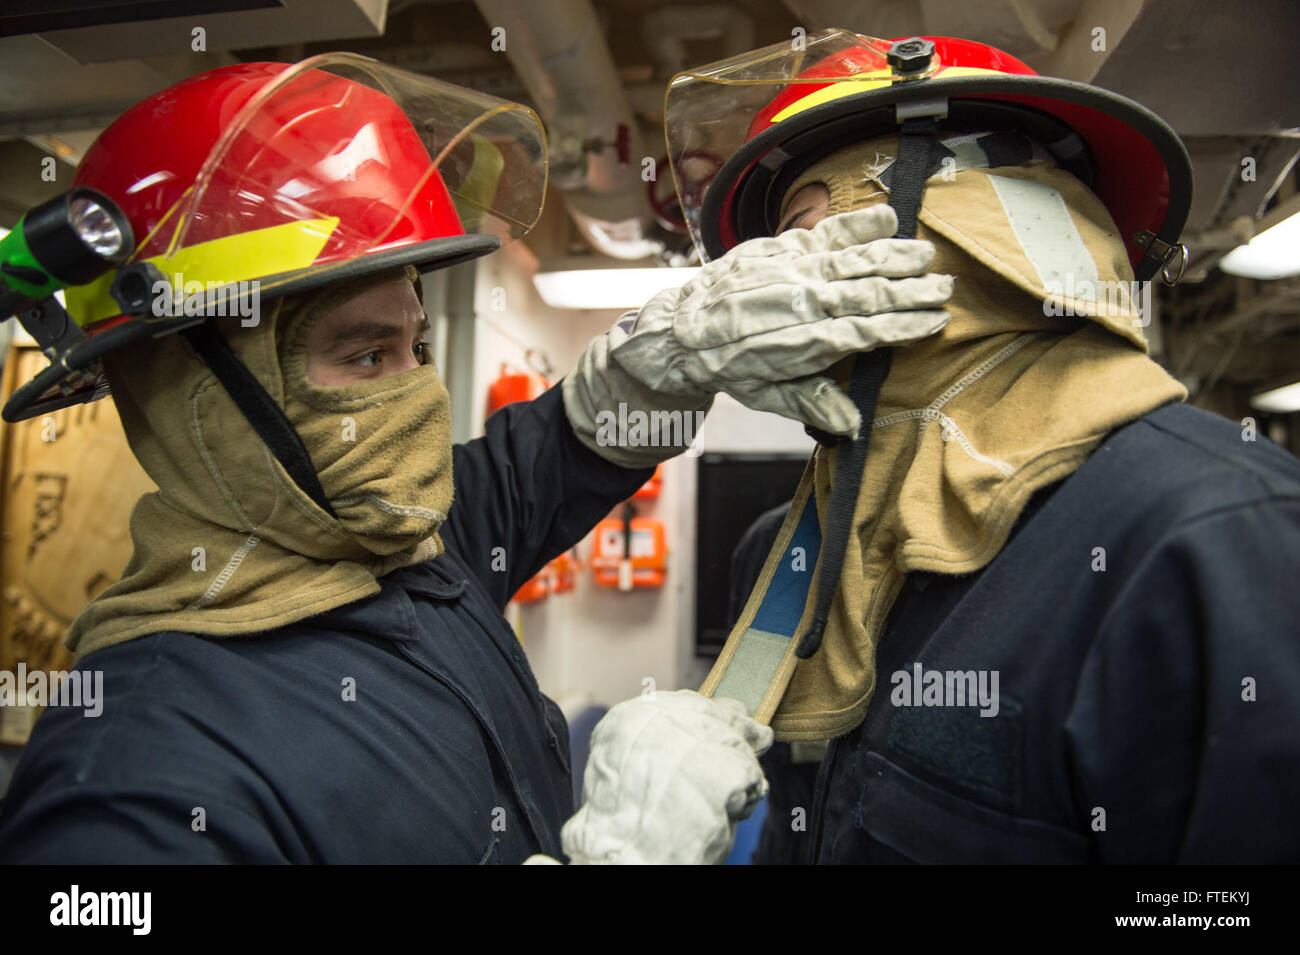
[563,203,953,467]
[531,689,773,865]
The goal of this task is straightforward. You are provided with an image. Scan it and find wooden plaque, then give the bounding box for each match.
[0,337,154,744]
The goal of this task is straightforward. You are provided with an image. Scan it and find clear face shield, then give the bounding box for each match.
[71,53,549,323]
[665,30,905,261]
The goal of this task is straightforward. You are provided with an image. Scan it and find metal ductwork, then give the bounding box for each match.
[641,5,755,76]
[474,0,660,260]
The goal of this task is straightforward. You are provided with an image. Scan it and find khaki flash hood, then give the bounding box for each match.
[67,265,454,659]
[719,134,1187,740]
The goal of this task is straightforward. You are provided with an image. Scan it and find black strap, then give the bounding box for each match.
[796,347,891,658]
[181,322,337,519]
[795,114,939,660]
[886,115,942,240]
[875,129,1043,196]
[973,130,1035,170]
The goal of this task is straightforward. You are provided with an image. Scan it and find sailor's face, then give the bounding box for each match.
[304,278,432,386]
[776,183,831,234]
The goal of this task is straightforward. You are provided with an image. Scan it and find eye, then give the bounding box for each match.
[413,341,428,363]
[353,349,384,368]
[777,208,811,234]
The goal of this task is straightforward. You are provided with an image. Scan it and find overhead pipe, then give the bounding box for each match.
[474,0,661,259]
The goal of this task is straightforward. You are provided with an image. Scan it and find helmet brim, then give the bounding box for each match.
[700,73,1192,282]
[2,232,498,423]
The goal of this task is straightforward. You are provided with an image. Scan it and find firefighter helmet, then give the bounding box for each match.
[666,29,1191,282]
[5,54,547,421]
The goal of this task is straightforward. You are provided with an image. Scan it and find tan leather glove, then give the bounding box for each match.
[563,204,953,466]
[523,690,772,865]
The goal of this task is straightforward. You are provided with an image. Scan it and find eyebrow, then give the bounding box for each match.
[777,208,811,234]
[323,315,430,351]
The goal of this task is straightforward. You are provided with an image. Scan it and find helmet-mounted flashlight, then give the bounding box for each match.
[0,187,134,320]
[0,188,136,423]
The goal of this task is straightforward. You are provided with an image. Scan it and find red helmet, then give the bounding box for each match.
[667,30,1191,282]
[7,54,546,420]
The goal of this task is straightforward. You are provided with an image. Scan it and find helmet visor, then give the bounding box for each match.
[128,53,547,301]
[666,30,904,258]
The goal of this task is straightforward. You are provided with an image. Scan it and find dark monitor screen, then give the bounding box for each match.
[695,452,807,658]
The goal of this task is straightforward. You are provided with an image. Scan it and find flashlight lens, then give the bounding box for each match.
[68,196,126,258]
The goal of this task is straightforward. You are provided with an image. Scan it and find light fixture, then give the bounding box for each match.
[1250,380,1300,414]
[533,264,700,310]
[1219,205,1300,280]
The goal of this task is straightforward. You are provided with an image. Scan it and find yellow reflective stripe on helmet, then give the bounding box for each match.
[454,135,506,232]
[770,66,1007,124]
[66,217,339,327]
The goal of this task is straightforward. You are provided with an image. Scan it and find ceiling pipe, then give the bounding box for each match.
[641,5,755,76]
[474,0,661,259]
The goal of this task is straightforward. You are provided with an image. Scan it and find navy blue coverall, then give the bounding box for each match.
[726,403,1300,863]
[0,386,650,863]
[806,403,1300,863]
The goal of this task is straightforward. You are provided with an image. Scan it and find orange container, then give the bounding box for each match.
[551,550,580,594]
[632,463,664,500]
[487,363,548,418]
[512,564,554,604]
[591,513,667,591]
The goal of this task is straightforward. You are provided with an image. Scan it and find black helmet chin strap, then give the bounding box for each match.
[796,112,943,660]
[181,321,338,519]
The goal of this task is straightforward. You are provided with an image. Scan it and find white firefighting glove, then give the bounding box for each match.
[523,690,773,865]
[563,204,953,467]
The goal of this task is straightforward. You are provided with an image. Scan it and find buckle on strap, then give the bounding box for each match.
[1135,230,1189,286]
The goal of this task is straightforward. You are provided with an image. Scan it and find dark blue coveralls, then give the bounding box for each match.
[739,403,1300,863]
[0,386,650,863]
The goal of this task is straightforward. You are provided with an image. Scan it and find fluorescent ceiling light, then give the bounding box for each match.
[534,267,700,310]
[1219,210,1300,280]
[1250,380,1300,413]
